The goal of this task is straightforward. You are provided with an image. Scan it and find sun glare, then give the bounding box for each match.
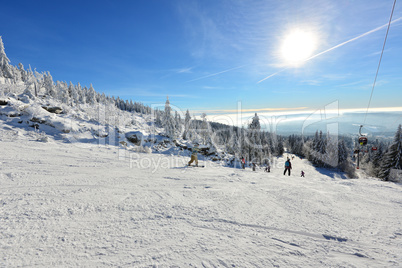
[281,29,317,66]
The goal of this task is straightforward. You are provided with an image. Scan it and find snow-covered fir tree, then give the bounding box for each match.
[154,109,163,127]
[86,84,97,104]
[43,72,57,98]
[379,124,402,181]
[57,81,70,104]
[248,113,263,163]
[18,63,28,83]
[369,143,385,178]
[162,96,176,138]
[324,133,338,167]
[200,113,211,145]
[183,109,191,140]
[311,131,326,167]
[0,36,13,79]
[174,111,181,132]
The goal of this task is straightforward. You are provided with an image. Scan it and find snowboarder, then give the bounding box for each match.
[188,143,200,167]
[284,159,292,176]
[241,157,246,169]
[301,170,305,177]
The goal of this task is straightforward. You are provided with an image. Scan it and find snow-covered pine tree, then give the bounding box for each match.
[125,100,130,111]
[18,63,28,82]
[174,111,181,131]
[337,138,356,178]
[99,93,107,105]
[268,132,277,156]
[128,100,134,112]
[21,65,37,97]
[277,136,284,156]
[325,133,338,167]
[232,130,242,159]
[86,84,96,104]
[248,113,263,163]
[312,130,326,167]
[86,84,97,105]
[163,96,176,138]
[200,113,210,145]
[70,83,79,105]
[43,72,57,98]
[154,109,163,127]
[292,135,305,157]
[379,124,402,181]
[369,143,385,178]
[77,83,86,104]
[183,109,191,140]
[0,36,13,79]
[57,81,70,104]
[337,139,349,166]
[68,82,76,106]
[249,113,261,130]
[261,131,272,161]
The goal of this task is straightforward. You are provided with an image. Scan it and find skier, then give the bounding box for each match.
[283,158,292,176]
[252,163,256,171]
[301,170,305,177]
[265,164,271,172]
[188,143,200,166]
[241,157,246,169]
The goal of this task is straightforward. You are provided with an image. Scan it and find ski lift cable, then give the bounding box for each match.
[355,0,396,170]
[363,0,397,125]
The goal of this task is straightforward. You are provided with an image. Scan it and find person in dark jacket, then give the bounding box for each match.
[265,164,271,172]
[283,159,292,176]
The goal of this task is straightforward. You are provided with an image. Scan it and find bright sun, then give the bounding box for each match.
[281,29,317,66]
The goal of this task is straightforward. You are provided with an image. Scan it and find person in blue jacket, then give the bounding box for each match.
[283,158,292,176]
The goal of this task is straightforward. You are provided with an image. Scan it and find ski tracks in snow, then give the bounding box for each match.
[1,139,401,267]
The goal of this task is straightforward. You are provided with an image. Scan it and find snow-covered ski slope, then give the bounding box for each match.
[1,129,401,267]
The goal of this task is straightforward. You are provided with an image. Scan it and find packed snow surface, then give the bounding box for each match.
[1,130,401,267]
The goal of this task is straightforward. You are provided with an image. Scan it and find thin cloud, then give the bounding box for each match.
[258,17,402,83]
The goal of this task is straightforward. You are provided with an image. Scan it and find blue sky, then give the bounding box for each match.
[1,0,402,121]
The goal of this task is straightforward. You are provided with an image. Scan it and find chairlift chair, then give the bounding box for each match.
[359,136,368,146]
[358,125,368,146]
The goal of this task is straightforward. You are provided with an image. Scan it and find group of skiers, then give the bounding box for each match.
[189,144,305,177]
[242,155,305,177]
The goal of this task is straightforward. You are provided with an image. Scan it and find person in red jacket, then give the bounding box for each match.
[241,157,246,169]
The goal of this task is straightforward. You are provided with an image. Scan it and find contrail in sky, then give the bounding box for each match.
[185,64,248,83]
[257,17,402,84]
